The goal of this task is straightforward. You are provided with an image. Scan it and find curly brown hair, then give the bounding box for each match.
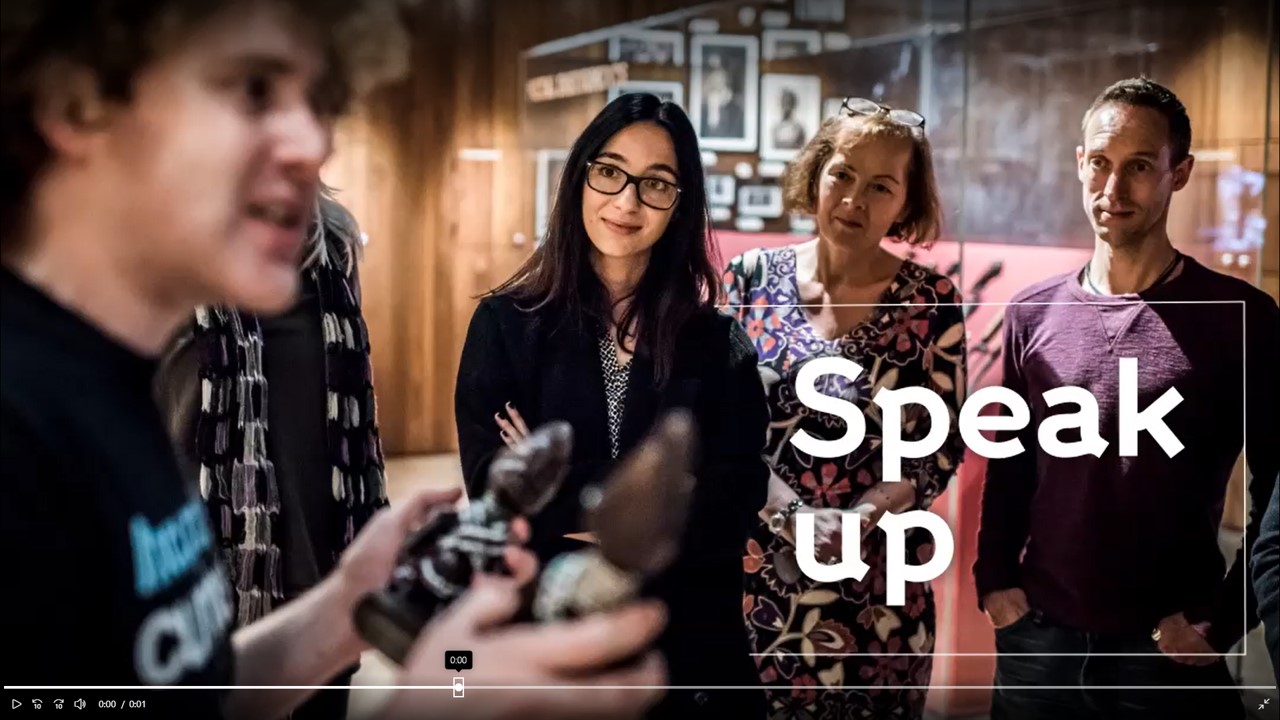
[780,112,943,247]
[1,0,414,246]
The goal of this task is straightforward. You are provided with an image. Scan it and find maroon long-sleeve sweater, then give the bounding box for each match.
[973,256,1279,652]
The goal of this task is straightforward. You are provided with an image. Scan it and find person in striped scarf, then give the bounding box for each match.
[156,186,387,719]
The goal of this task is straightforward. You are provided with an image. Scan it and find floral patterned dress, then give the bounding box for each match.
[723,246,967,720]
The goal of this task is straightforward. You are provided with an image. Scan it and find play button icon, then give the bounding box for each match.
[12,699,20,709]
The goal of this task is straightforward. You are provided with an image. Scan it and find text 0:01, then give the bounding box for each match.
[99,700,147,709]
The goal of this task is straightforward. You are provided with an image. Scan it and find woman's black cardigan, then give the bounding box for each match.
[454,293,770,716]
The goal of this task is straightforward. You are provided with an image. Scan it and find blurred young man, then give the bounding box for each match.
[1,2,664,719]
[153,187,386,720]
[974,78,1279,719]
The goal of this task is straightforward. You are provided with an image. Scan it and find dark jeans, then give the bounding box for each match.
[290,665,357,720]
[992,609,1244,720]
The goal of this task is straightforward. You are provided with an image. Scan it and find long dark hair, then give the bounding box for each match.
[492,93,718,386]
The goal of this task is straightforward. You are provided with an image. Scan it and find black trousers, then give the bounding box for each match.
[991,609,1245,720]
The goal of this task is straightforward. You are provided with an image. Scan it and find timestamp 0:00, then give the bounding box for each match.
[99,699,147,709]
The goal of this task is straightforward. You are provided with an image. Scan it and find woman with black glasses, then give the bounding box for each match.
[725,99,966,719]
[455,93,770,718]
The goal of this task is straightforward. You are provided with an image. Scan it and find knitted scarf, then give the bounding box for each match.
[193,239,388,628]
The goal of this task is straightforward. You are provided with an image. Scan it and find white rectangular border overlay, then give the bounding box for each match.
[7,306,1260,692]
[718,299,1250,662]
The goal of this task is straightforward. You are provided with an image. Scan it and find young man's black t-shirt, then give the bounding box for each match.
[1,268,233,714]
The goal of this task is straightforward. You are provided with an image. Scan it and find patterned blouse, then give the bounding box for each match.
[723,246,967,720]
[598,333,631,459]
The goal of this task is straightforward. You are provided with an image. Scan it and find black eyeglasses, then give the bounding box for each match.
[840,97,926,129]
[585,162,682,211]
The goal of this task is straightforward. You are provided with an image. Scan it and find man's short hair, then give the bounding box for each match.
[1081,77,1192,166]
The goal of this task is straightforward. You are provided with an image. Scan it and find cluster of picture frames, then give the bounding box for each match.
[604,27,847,160]
[536,0,852,239]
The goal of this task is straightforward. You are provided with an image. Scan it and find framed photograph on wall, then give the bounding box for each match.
[535,149,570,245]
[609,29,685,66]
[706,174,737,206]
[690,34,759,152]
[760,74,822,162]
[762,29,823,61]
[608,80,685,107]
[795,0,846,24]
[737,185,784,218]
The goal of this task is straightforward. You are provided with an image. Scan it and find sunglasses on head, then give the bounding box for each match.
[840,97,926,129]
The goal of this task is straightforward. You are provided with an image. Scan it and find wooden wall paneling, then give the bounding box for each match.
[387,67,437,454]
[1214,1,1268,143]
[1163,0,1273,284]
[328,89,423,454]
[490,0,532,303]
[442,4,499,452]
[394,15,439,454]
[1204,0,1275,529]
[401,0,501,453]
[1162,1,1225,269]
[338,0,497,454]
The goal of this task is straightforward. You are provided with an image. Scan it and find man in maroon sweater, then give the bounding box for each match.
[974,78,1279,719]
